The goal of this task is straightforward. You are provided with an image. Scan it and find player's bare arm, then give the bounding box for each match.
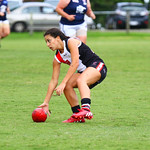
[55,38,79,96]
[86,0,96,19]
[44,58,61,102]
[56,0,75,21]
[38,59,60,115]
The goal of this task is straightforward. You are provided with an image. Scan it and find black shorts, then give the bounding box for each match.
[77,60,107,89]
[89,60,107,89]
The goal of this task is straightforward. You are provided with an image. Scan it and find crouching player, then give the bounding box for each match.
[38,28,107,123]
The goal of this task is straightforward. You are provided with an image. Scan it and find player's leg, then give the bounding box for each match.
[73,65,106,120]
[63,73,85,123]
[72,67,101,120]
[76,22,87,44]
[2,21,10,38]
[76,31,87,44]
[77,35,87,44]
[0,22,2,37]
[77,67,101,99]
[0,21,3,47]
[64,73,80,107]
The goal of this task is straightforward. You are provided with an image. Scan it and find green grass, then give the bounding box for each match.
[0,31,150,150]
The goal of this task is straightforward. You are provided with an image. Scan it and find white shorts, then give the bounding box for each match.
[59,22,87,37]
[0,20,9,25]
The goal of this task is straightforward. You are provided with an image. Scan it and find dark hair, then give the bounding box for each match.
[44,28,69,40]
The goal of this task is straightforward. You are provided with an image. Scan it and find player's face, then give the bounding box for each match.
[44,35,59,51]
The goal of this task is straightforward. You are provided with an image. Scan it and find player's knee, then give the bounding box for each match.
[64,81,72,91]
[76,77,85,86]
[3,31,10,37]
[7,31,10,35]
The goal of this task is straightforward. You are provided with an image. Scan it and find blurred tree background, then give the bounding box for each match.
[92,0,149,28]
[23,0,147,10]
[89,0,149,27]
[91,0,146,10]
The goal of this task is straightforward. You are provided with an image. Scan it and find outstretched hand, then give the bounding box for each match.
[38,102,51,116]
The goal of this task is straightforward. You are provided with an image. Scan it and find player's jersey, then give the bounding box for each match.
[55,38,104,72]
[60,0,87,25]
[0,0,8,21]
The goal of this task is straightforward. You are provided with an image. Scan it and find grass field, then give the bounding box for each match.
[0,31,150,150]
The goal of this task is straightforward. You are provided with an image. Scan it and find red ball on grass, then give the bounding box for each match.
[32,108,47,122]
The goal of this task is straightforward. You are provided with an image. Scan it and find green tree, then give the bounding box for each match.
[90,0,149,27]
[90,0,145,11]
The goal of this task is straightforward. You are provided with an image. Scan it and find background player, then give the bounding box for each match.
[56,0,95,44]
[0,0,10,46]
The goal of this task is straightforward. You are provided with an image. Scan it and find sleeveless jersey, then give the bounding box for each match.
[0,0,8,21]
[55,38,104,72]
[60,0,87,25]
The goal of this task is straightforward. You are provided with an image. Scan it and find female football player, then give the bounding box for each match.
[0,0,10,46]
[38,28,107,123]
[56,0,95,44]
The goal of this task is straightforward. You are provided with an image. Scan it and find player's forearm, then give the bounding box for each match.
[86,10,96,19]
[44,80,58,103]
[86,0,96,19]
[56,7,69,19]
[61,62,78,84]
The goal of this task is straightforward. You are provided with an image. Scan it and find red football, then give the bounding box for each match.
[32,108,47,122]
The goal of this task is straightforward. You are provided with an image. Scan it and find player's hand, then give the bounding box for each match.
[90,13,96,20]
[0,12,4,16]
[67,15,75,21]
[54,83,66,96]
[38,102,51,116]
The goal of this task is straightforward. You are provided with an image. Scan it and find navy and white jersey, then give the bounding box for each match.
[60,0,87,25]
[0,0,8,21]
[55,38,104,72]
